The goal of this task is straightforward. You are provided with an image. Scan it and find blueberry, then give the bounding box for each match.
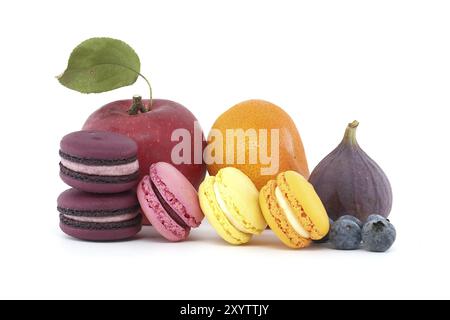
[362,218,396,252]
[338,215,363,228]
[313,218,334,244]
[329,219,362,250]
[366,214,390,223]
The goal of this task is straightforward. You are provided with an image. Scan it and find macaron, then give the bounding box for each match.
[259,171,330,248]
[59,130,139,193]
[198,167,267,245]
[58,188,142,241]
[137,162,204,242]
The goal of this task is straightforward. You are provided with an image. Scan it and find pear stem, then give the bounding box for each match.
[343,120,359,145]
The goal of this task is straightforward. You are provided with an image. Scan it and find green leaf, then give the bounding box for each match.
[57,37,141,93]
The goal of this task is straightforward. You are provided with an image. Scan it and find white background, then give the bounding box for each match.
[0,0,449,300]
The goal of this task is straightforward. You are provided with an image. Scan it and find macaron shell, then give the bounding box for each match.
[60,223,141,241]
[60,173,138,194]
[137,176,189,242]
[60,130,138,160]
[199,176,251,245]
[150,162,203,228]
[215,167,266,234]
[259,180,311,248]
[277,171,330,239]
[57,188,138,211]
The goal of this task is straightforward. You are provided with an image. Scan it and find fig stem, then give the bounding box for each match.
[344,120,359,145]
[349,120,359,128]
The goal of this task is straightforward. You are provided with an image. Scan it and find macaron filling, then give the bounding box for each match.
[60,214,142,230]
[213,182,248,233]
[150,180,190,230]
[58,205,141,223]
[60,158,139,176]
[59,150,137,166]
[275,187,310,239]
[61,211,140,223]
[60,163,139,183]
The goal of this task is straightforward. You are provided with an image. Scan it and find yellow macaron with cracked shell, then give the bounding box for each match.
[259,170,330,248]
[199,167,267,245]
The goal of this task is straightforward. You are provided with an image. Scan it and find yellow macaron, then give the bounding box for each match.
[199,167,267,245]
[259,171,330,248]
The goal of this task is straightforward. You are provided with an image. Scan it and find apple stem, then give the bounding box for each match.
[128,95,147,115]
[137,72,153,110]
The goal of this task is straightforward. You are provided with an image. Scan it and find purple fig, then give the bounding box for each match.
[309,121,392,221]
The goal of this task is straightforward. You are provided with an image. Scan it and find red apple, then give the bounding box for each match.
[83,98,206,189]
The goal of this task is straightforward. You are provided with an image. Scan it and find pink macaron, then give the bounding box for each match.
[137,162,204,241]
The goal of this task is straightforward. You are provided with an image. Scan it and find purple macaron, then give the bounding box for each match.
[59,130,139,193]
[58,188,142,241]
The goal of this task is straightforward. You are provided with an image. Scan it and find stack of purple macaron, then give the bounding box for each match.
[57,131,142,241]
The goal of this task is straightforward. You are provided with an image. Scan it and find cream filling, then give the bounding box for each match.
[213,182,248,233]
[60,158,139,176]
[63,211,139,223]
[275,187,310,239]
